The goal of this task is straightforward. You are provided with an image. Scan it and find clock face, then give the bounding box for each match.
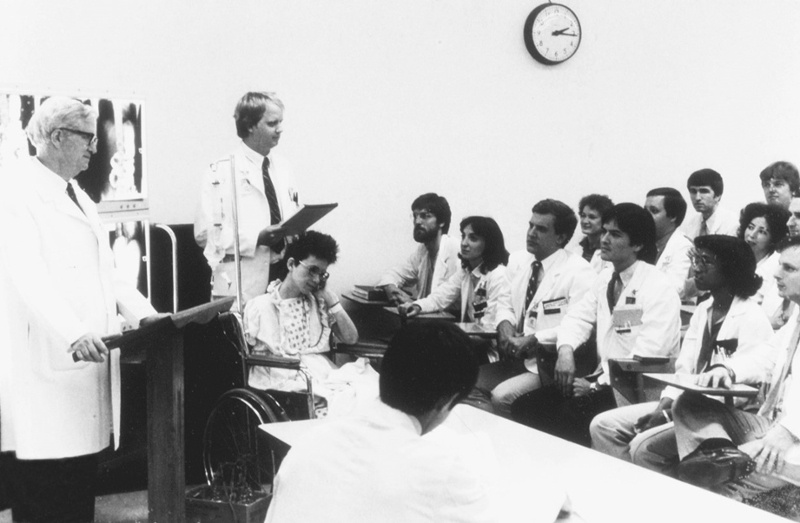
[524,3,582,65]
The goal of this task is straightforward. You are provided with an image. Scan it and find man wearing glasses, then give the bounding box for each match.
[378,193,460,305]
[0,97,160,522]
[194,91,300,303]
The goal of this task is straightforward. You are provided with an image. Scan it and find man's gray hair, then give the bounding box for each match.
[25,96,98,149]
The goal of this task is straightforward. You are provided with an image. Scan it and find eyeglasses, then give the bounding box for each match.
[689,253,717,269]
[58,127,97,146]
[298,260,329,281]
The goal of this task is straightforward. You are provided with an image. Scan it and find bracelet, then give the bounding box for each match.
[662,409,671,422]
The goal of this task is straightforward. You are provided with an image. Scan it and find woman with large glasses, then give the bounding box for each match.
[737,202,791,327]
[399,216,512,361]
[591,235,775,472]
[243,230,364,415]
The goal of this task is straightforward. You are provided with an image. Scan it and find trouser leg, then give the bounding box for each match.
[8,452,98,523]
[490,371,541,419]
[630,423,678,475]
[672,392,771,459]
[467,359,529,414]
[590,401,657,461]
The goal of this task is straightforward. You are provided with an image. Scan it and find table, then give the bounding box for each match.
[261,404,784,523]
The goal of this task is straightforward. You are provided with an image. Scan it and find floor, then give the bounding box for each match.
[0,491,149,523]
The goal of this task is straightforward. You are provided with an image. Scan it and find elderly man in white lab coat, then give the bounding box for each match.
[0,97,159,523]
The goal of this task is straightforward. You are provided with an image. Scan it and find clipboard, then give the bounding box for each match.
[644,373,758,398]
[280,203,338,236]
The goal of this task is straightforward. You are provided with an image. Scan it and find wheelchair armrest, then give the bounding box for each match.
[246,353,302,371]
[334,338,388,360]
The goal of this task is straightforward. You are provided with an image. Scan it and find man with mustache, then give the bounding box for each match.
[379,193,460,305]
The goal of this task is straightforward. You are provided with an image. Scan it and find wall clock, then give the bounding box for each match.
[523,3,582,65]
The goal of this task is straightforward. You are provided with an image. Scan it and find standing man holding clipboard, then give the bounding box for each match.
[195,92,300,304]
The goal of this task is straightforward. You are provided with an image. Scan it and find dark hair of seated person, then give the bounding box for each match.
[458,216,510,273]
[284,230,339,265]
[694,235,762,299]
[737,202,791,255]
[411,192,452,234]
[380,321,478,418]
[601,203,658,265]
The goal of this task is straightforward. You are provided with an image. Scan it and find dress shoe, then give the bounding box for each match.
[677,447,756,488]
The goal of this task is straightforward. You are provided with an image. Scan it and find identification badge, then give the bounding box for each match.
[542,297,567,315]
[612,306,643,334]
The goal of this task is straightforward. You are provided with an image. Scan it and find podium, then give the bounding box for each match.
[110,297,235,522]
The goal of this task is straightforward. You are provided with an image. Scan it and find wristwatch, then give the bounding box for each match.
[589,382,599,394]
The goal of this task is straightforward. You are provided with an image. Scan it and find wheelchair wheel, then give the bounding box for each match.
[202,388,287,493]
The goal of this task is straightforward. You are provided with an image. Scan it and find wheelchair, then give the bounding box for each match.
[200,310,386,496]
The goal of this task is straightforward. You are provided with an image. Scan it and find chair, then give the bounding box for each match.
[608,357,676,407]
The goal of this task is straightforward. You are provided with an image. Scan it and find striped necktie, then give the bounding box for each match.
[262,156,284,252]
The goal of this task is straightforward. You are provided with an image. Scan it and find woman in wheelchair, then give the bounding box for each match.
[243,230,369,416]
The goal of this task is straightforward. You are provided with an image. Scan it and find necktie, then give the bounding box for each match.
[696,310,725,372]
[606,272,621,313]
[699,219,709,237]
[519,261,542,330]
[66,183,84,215]
[760,317,800,420]
[262,157,284,252]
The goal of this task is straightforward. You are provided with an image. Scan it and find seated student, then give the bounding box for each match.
[680,168,739,240]
[788,196,800,238]
[737,202,791,326]
[510,203,681,446]
[477,199,595,417]
[378,193,460,305]
[576,193,614,273]
[400,216,512,333]
[243,231,364,413]
[645,187,693,300]
[590,235,775,467]
[761,161,800,211]
[264,321,497,523]
[662,237,800,501]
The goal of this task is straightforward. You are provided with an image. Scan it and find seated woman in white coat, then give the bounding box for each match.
[737,202,791,328]
[399,216,512,362]
[590,235,776,471]
[244,231,376,417]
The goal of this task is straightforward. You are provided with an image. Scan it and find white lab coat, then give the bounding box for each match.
[378,234,461,299]
[557,260,682,384]
[656,231,693,300]
[497,249,595,372]
[415,264,512,328]
[662,296,777,401]
[0,157,155,459]
[194,142,299,302]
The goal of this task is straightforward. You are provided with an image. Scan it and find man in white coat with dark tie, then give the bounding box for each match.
[476,199,595,417]
[0,97,159,523]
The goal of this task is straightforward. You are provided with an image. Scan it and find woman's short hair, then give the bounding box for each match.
[411,193,451,234]
[737,202,791,254]
[578,194,614,216]
[284,230,338,265]
[234,91,284,139]
[459,216,509,272]
[601,203,658,265]
[694,235,762,298]
[380,321,478,417]
[25,96,98,149]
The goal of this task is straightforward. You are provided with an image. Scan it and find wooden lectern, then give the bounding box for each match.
[108,297,235,522]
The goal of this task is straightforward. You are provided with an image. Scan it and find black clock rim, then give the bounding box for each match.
[523,2,582,66]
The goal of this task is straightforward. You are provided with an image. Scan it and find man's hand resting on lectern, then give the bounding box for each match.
[70,333,109,363]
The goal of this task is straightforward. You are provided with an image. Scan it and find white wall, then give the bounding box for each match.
[2,0,799,296]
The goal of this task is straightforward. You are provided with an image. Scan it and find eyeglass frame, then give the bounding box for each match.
[57,127,98,147]
[689,251,718,269]
[297,260,330,281]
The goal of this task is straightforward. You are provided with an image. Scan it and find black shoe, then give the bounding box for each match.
[677,447,756,488]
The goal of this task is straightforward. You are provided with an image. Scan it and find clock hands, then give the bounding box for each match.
[552,28,578,37]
